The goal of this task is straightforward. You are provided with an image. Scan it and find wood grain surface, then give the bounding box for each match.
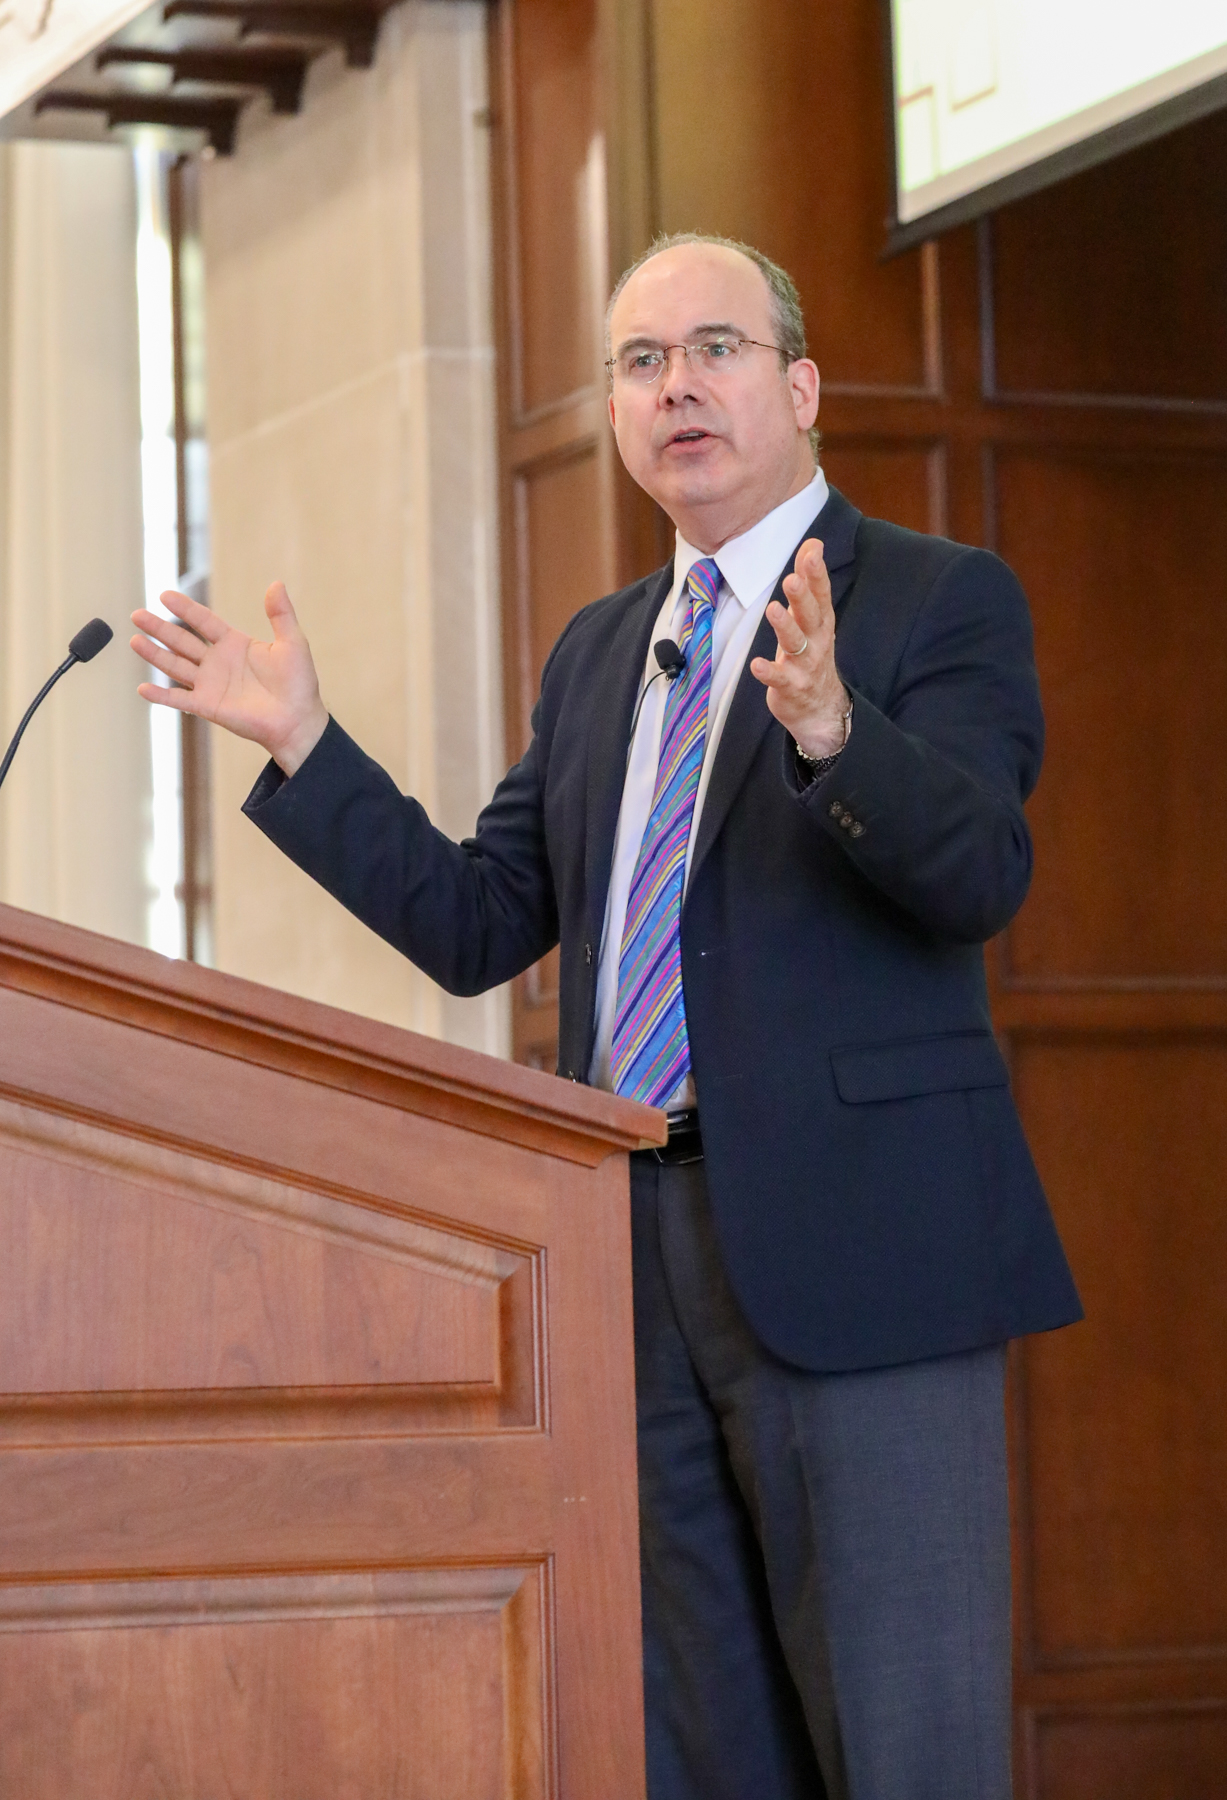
[0,904,655,1798]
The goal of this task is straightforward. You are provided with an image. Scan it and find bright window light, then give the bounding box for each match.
[133,141,185,960]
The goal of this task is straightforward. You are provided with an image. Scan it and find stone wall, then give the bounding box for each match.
[200,0,508,1054]
[0,140,150,947]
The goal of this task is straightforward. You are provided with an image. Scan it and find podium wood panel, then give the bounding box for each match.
[0,904,664,1799]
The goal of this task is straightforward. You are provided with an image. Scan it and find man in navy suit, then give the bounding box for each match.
[133,233,1081,1800]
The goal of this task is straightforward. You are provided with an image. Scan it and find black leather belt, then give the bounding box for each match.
[640,1108,703,1165]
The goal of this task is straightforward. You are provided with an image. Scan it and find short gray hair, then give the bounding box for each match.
[605,231,820,457]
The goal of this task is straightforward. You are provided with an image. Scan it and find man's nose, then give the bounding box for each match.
[658,345,704,402]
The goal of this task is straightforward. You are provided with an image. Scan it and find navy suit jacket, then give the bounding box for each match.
[246,484,1081,1371]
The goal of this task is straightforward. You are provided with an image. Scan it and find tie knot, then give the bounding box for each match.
[686,558,720,612]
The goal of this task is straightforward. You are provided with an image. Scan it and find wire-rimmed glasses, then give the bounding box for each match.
[605,335,784,385]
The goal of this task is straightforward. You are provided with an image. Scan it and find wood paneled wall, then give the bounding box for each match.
[492,0,605,1066]
[489,5,1227,1784]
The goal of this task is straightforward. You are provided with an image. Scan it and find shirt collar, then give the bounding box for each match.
[671,466,831,616]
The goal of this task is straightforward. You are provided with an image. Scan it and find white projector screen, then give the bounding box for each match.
[886,0,1227,249]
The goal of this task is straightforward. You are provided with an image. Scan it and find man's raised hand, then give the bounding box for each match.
[131,581,329,777]
[750,537,851,759]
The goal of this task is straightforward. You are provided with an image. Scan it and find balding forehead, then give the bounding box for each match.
[609,244,774,341]
[619,241,769,300]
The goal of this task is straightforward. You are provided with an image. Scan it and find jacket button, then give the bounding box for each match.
[828,800,843,818]
[849,821,865,838]
[839,810,854,828]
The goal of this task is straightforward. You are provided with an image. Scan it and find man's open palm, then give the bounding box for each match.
[131,581,329,775]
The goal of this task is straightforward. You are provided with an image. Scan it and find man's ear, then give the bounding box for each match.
[608,392,617,431]
[788,358,820,432]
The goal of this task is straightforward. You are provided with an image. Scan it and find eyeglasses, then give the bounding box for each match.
[605,335,784,385]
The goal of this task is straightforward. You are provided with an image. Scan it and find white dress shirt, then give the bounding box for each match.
[589,467,831,1105]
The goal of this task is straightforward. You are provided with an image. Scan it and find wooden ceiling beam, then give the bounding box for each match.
[160,0,393,71]
[3,0,409,150]
[33,88,243,155]
[96,43,311,115]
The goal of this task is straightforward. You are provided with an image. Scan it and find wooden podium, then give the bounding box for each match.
[0,905,664,1798]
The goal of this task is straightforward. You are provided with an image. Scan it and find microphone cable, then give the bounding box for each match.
[0,619,114,794]
[626,637,687,754]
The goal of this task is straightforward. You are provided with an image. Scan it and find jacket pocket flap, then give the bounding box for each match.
[830,1031,1008,1103]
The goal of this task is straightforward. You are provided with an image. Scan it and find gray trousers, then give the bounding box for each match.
[629,1153,1012,1800]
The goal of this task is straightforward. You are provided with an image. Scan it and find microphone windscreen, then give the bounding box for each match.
[654,638,686,679]
[69,618,114,663]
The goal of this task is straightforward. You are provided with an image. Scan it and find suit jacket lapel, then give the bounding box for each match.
[583,562,674,949]
[685,487,863,898]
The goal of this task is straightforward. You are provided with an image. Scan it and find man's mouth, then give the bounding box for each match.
[668,428,712,446]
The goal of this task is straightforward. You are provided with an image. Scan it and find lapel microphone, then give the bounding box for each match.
[0,618,115,794]
[654,639,686,680]
[627,637,688,752]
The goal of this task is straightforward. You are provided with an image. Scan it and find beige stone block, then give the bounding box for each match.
[207,358,502,1044]
[200,0,507,1056]
[208,367,410,778]
[212,760,441,1035]
[202,4,460,443]
[403,347,503,839]
[0,141,151,947]
[407,5,494,354]
[208,365,422,1024]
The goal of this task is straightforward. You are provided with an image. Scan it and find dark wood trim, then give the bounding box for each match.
[96,45,310,114]
[979,215,1227,415]
[12,0,401,151]
[991,992,1227,1034]
[161,0,393,69]
[34,90,243,155]
[490,0,633,1066]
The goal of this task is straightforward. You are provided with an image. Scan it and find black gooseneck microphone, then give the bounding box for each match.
[0,619,114,794]
[626,637,688,750]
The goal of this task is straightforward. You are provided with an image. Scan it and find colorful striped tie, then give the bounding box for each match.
[610,557,718,1107]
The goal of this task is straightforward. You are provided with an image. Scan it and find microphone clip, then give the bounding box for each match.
[626,637,690,756]
[653,638,687,682]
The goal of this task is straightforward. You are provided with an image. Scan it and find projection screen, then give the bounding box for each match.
[886,1,1227,249]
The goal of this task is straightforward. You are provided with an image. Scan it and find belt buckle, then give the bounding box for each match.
[654,1109,703,1165]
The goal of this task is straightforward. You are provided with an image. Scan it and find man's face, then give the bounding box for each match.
[606,243,819,552]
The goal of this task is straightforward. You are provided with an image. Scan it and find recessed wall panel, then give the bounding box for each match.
[1028,1705,1227,1800]
[822,441,943,535]
[650,0,933,392]
[517,447,610,702]
[996,449,1227,982]
[508,0,601,417]
[991,110,1227,404]
[1013,1037,1227,1665]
